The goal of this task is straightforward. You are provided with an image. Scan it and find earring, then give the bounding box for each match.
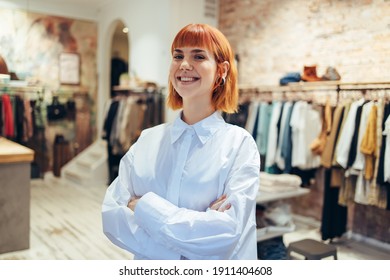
[220,77,226,86]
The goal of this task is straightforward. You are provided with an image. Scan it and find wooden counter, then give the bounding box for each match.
[0,137,34,254]
[0,137,34,163]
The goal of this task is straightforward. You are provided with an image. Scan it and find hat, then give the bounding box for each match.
[321,67,341,81]
[301,65,322,82]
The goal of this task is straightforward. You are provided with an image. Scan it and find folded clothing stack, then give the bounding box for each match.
[259,172,302,192]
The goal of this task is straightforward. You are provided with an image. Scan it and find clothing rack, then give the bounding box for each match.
[239,81,390,106]
[236,81,390,241]
[0,83,44,100]
[103,85,166,184]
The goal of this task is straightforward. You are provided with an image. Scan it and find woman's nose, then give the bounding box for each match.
[180,59,192,70]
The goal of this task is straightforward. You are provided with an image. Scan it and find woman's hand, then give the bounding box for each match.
[209,194,231,212]
[127,196,141,211]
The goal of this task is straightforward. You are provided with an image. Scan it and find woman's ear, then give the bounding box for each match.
[221,61,230,79]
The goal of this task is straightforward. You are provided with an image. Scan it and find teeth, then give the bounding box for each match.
[181,77,195,82]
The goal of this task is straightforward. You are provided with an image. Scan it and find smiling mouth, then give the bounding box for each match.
[178,76,200,82]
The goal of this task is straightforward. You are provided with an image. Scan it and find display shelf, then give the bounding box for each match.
[256,188,310,204]
[255,188,310,242]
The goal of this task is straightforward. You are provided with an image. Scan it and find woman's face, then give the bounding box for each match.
[170,46,218,105]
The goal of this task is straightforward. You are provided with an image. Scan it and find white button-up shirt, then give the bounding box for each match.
[102,111,260,260]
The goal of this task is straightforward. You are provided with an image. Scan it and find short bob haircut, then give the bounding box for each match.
[167,23,238,114]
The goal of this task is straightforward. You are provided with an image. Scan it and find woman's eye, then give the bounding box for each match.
[194,55,205,60]
[173,54,183,60]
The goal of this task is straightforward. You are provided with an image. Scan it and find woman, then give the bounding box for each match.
[102,23,260,260]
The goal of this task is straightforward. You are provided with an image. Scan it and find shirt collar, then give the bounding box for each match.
[170,111,226,145]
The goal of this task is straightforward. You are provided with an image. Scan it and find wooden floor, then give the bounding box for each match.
[1,173,389,260]
[0,174,133,260]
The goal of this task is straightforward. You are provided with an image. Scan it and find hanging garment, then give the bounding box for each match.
[360,104,378,181]
[2,94,14,138]
[256,102,273,156]
[321,104,345,168]
[23,99,33,142]
[275,101,293,171]
[368,99,385,207]
[320,168,347,241]
[245,101,259,135]
[265,101,282,169]
[290,101,321,170]
[351,101,374,171]
[280,102,295,174]
[383,115,390,183]
[311,98,332,156]
[14,95,25,143]
[346,100,369,167]
[376,104,390,185]
[335,98,365,169]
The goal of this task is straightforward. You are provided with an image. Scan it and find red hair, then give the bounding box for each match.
[167,23,238,113]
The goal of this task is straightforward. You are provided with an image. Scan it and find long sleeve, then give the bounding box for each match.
[102,145,181,260]
[133,135,260,260]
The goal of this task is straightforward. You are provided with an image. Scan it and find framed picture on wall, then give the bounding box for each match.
[59,52,80,85]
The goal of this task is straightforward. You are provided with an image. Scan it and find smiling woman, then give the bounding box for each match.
[102,23,260,260]
[167,24,238,116]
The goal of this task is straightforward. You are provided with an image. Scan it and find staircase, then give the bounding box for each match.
[61,139,109,187]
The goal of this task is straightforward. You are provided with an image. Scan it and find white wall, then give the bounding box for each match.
[0,0,100,21]
[96,0,172,133]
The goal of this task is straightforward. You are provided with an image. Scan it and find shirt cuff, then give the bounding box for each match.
[134,192,176,239]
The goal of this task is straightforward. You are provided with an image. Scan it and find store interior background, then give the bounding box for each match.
[0,0,389,259]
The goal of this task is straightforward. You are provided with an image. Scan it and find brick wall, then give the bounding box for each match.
[219,0,390,86]
[218,0,390,243]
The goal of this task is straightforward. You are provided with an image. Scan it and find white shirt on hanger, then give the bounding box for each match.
[265,101,282,168]
[102,111,260,260]
[335,98,365,169]
[290,101,321,169]
[351,101,374,171]
[384,115,390,182]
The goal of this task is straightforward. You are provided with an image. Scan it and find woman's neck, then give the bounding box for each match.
[182,103,215,125]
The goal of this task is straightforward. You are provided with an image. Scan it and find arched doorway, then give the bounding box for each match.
[110,20,129,97]
[105,20,130,183]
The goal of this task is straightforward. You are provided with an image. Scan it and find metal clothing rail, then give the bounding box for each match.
[239,81,390,105]
[240,81,390,92]
[0,83,44,102]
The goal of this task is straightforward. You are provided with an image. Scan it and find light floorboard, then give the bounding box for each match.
[0,174,133,260]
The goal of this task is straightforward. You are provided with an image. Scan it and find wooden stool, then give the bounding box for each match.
[287,239,337,260]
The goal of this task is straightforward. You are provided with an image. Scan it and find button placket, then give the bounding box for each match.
[166,129,194,205]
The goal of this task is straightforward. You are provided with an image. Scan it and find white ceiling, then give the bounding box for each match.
[35,0,109,6]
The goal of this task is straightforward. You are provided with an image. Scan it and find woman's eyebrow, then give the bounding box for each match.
[191,49,206,53]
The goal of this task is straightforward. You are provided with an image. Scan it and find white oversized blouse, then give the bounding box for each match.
[102,111,260,260]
